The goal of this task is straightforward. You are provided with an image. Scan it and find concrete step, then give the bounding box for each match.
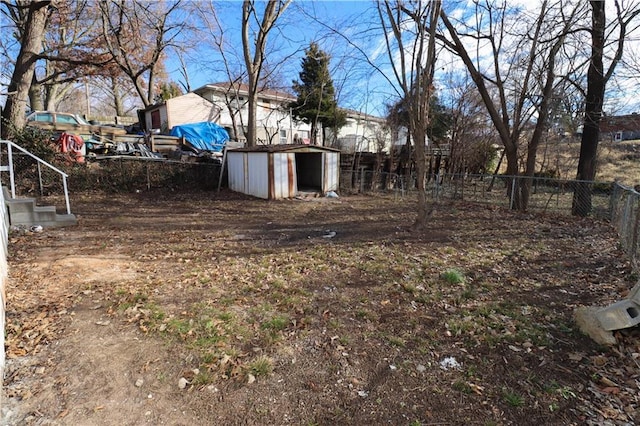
[4,193,77,228]
[32,213,77,228]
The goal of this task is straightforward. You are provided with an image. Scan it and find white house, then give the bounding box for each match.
[328,109,393,153]
[193,83,312,145]
[141,92,221,132]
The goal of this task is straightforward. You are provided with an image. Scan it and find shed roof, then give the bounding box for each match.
[228,144,340,153]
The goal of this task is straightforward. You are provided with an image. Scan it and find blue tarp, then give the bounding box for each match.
[169,122,229,152]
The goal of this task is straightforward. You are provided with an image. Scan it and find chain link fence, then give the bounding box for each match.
[610,182,640,268]
[340,170,612,218]
[1,153,222,198]
[0,150,621,222]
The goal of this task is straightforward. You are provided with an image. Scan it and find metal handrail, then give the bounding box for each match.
[0,139,71,215]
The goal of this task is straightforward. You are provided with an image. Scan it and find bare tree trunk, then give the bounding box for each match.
[44,84,58,110]
[1,1,50,139]
[573,1,605,216]
[112,77,126,116]
[29,73,44,111]
[242,0,291,147]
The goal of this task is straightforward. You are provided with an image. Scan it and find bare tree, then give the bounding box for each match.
[1,0,51,138]
[191,2,248,142]
[377,0,442,229]
[572,0,640,216]
[97,0,187,108]
[241,0,291,147]
[442,73,498,176]
[2,0,137,117]
[29,0,107,111]
[439,0,587,210]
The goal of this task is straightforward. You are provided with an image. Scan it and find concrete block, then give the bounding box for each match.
[596,300,640,331]
[574,306,617,346]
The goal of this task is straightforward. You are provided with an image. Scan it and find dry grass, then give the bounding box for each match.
[597,140,640,185]
[532,137,640,185]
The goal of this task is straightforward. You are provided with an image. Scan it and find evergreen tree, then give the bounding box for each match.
[386,94,451,143]
[290,42,345,145]
[156,81,183,102]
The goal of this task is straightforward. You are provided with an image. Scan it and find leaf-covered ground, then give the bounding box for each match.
[2,190,639,425]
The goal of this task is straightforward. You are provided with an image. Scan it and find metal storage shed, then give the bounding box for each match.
[226,144,340,199]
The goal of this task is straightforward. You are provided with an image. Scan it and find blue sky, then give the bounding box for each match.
[3,1,639,118]
[167,1,392,115]
[173,1,640,118]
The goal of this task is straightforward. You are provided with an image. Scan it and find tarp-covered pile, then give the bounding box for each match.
[169,122,229,153]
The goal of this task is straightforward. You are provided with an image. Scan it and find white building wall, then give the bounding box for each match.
[333,114,391,153]
[197,89,310,144]
[166,93,219,129]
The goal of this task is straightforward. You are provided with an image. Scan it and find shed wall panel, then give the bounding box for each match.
[247,153,269,199]
[159,108,169,130]
[323,152,339,192]
[272,153,296,199]
[227,152,246,193]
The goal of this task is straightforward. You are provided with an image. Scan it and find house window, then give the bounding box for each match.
[231,96,246,110]
[615,131,623,142]
[151,110,161,129]
[280,129,287,144]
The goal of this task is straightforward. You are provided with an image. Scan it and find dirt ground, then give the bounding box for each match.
[2,189,639,425]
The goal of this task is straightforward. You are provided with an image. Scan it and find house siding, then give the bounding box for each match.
[328,111,391,153]
[193,84,312,145]
[166,93,220,129]
[143,93,220,132]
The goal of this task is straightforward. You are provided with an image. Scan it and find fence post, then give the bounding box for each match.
[37,162,43,197]
[62,176,71,214]
[510,177,516,210]
[7,143,15,198]
[146,162,151,190]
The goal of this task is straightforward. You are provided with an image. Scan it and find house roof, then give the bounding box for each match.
[228,143,340,153]
[193,83,296,102]
[342,108,386,123]
[600,114,640,133]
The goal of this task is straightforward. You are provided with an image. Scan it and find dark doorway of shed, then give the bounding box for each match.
[295,152,323,195]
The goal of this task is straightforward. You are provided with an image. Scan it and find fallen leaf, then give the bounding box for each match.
[568,353,583,362]
[600,386,620,395]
